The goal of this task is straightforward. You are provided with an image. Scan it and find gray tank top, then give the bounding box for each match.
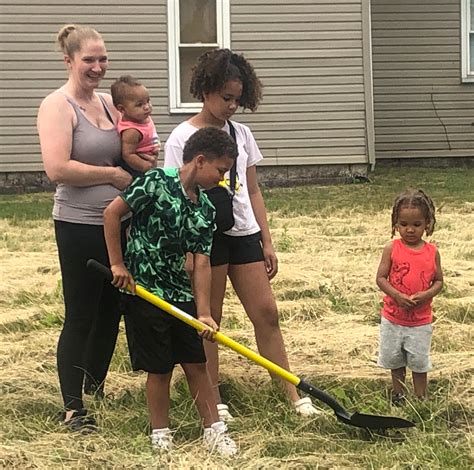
[53,94,123,225]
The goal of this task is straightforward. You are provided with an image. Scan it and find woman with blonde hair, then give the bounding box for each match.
[37,24,132,431]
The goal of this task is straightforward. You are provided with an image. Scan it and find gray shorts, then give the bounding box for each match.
[378,316,433,373]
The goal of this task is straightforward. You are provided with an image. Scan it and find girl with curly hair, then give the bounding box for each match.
[164,49,320,421]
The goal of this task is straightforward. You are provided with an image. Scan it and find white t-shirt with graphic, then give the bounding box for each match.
[164,120,263,236]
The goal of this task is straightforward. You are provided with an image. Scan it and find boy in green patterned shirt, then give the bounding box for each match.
[103,127,238,455]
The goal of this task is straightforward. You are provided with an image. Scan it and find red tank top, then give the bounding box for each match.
[381,239,437,326]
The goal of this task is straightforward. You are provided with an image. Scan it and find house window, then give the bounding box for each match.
[461,0,474,82]
[167,0,231,112]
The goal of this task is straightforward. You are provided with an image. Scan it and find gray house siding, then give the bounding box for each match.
[371,0,474,159]
[0,0,169,172]
[231,0,370,166]
[0,0,370,174]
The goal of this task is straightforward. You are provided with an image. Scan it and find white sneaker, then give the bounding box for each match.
[150,427,173,451]
[217,403,234,422]
[293,397,323,416]
[203,421,237,457]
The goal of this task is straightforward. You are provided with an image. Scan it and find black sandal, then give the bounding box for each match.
[62,408,98,433]
[83,378,105,399]
[391,393,406,407]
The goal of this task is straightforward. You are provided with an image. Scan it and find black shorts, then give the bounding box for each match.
[210,231,265,267]
[122,295,206,374]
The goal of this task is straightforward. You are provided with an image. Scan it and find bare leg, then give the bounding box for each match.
[412,371,428,399]
[229,261,300,402]
[204,264,228,404]
[146,372,172,429]
[391,367,406,395]
[182,363,219,427]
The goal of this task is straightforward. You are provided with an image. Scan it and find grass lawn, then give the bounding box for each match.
[0,167,472,469]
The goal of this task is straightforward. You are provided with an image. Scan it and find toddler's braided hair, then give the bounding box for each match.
[391,189,437,237]
[190,48,262,111]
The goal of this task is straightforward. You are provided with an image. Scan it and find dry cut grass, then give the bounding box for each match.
[0,168,473,469]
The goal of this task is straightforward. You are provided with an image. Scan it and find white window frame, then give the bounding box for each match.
[167,0,231,113]
[461,0,474,82]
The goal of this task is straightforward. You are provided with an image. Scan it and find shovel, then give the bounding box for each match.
[87,259,415,430]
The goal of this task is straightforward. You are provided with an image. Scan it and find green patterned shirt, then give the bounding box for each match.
[121,167,215,302]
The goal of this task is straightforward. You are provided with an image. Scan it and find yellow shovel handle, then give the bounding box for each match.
[87,259,417,430]
[135,285,300,387]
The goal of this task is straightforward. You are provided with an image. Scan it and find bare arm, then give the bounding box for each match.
[37,92,131,189]
[247,165,278,279]
[376,242,416,309]
[121,128,157,173]
[103,197,135,292]
[192,253,217,340]
[411,250,444,305]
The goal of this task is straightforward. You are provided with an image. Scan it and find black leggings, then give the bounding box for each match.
[54,220,128,410]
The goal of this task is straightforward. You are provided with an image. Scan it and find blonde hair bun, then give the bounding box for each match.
[56,24,102,57]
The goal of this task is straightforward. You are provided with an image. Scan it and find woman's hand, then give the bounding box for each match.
[263,243,278,280]
[136,153,157,171]
[111,167,133,190]
[138,152,158,163]
[110,263,135,293]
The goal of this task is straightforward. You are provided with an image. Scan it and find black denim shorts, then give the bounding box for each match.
[210,231,265,267]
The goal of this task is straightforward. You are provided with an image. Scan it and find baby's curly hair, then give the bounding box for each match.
[190,48,262,111]
[391,189,437,237]
[111,75,143,107]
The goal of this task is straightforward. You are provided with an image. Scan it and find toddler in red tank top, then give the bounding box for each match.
[376,189,443,405]
[111,75,161,178]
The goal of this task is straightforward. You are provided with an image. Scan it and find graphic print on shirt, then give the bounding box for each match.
[390,262,432,320]
[419,270,431,292]
[121,168,215,302]
[390,262,411,296]
[151,131,161,154]
[217,173,241,193]
[382,239,437,326]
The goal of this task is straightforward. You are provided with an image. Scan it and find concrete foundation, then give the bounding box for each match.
[0,171,55,194]
[0,157,471,193]
[0,164,370,193]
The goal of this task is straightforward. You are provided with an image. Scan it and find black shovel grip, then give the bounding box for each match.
[298,379,348,416]
[87,259,113,282]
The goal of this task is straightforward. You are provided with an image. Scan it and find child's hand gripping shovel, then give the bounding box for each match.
[87,259,414,431]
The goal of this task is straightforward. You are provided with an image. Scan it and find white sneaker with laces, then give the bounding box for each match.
[293,397,323,416]
[150,427,173,451]
[217,403,234,422]
[203,421,237,457]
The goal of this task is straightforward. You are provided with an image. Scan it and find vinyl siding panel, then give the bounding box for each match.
[371,0,474,159]
[232,0,368,165]
[0,1,173,172]
[0,0,369,171]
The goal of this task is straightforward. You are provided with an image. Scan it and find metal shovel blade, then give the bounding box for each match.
[86,259,416,431]
[297,379,415,430]
[347,412,415,430]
